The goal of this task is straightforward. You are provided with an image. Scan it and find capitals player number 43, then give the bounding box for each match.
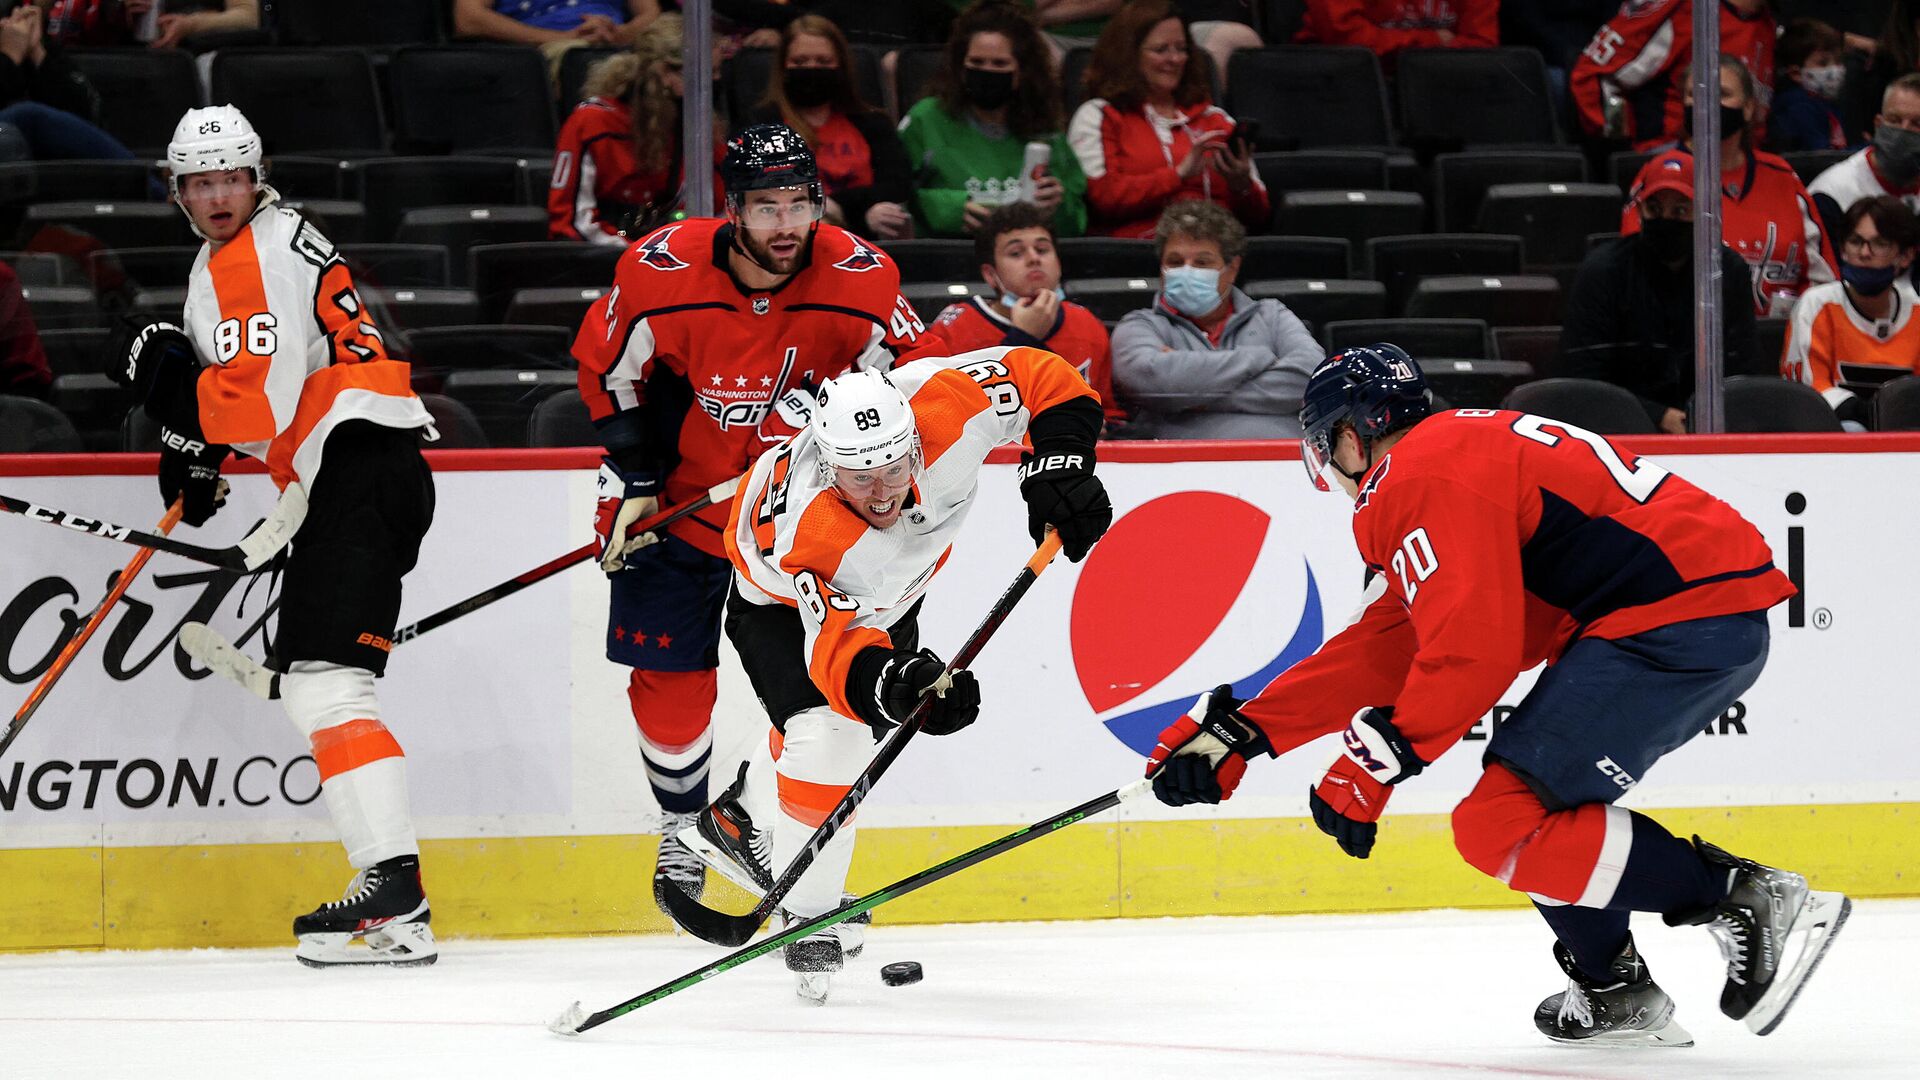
[889,295,925,343]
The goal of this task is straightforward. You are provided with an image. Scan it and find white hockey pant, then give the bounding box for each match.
[765,705,878,920]
[280,661,419,869]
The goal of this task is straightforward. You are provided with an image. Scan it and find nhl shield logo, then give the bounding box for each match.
[753,296,771,315]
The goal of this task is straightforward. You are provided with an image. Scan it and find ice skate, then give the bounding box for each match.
[676,762,774,894]
[1669,838,1851,1035]
[652,810,706,914]
[782,913,857,1005]
[292,855,436,968]
[1535,936,1692,1048]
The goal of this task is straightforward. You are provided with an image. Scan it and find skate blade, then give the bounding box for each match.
[794,972,830,1005]
[1747,890,1850,1036]
[675,824,771,896]
[1546,1015,1694,1049]
[548,1000,589,1037]
[294,922,438,968]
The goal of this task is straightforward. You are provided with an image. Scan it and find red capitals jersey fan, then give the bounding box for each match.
[573,216,922,555]
[1237,409,1793,764]
[906,295,1121,426]
[1571,0,1774,148]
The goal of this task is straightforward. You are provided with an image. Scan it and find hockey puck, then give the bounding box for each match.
[880,961,923,986]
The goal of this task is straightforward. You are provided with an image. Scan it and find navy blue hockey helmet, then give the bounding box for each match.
[1300,343,1433,490]
[721,123,822,204]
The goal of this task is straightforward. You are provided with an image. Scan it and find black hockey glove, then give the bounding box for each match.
[106,317,202,430]
[158,425,230,527]
[1145,685,1273,806]
[862,648,981,740]
[1017,448,1111,562]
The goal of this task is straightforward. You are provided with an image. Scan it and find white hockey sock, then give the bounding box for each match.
[770,707,875,919]
[282,661,420,870]
[638,725,713,815]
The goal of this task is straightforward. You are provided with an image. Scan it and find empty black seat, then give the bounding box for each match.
[1719,376,1844,433]
[416,392,488,448]
[46,373,130,449]
[1492,325,1563,380]
[1279,191,1426,256]
[5,251,72,286]
[441,369,576,447]
[1396,47,1559,150]
[88,246,198,295]
[368,287,482,331]
[1244,279,1387,327]
[1253,150,1390,193]
[360,157,524,241]
[209,48,387,155]
[1872,375,1920,431]
[393,209,549,281]
[557,46,624,117]
[0,161,156,206]
[1476,183,1624,268]
[527,387,599,447]
[0,394,82,452]
[1322,317,1491,360]
[1055,237,1155,280]
[341,244,451,289]
[503,286,610,328]
[902,281,991,324]
[1227,47,1391,149]
[23,203,192,249]
[129,287,188,319]
[121,405,162,452]
[404,325,573,377]
[38,328,111,379]
[1242,235,1351,280]
[1433,150,1587,233]
[67,49,200,157]
[20,285,103,330]
[273,0,443,47]
[270,156,356,199]
[1420,358,1537,410]
[892,44,947,117]
[1404,275,1563,327]
[469,242,623,321]
[1781,149,1851,186]
[389,46,556,155]
[281,200,369,245]
[1609,150,1655,195]
[884,239,980,284]
[1753,317,1790,372]
[1066,277,1162,320]
[1367,233,1525,313]
[1501,378,1657,434]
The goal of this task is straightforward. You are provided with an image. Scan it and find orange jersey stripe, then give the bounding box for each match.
[777,772,853,828]
[262,358,415,486]
[197,224,278,443]
[308,718,405,781]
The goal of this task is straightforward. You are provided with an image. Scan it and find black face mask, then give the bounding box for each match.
[1684,103,1747,140]
[784,67,840,108]
[962,67,1016,111]
[1642,216,1693,264]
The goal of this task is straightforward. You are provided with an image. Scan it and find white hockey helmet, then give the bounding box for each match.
[812,369,921,484]
[166,105,265,193]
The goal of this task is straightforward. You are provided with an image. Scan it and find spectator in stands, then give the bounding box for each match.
[1068,1,1267,239]
[1110,199,1318,439]
[907,201,1122,428]
[454,0,659,47]
[47,0,261,49]
[1296,0,1498,60]
[1768,18,1852,154]
[0,2,136,162]
[1572,0,1775,150]
[1621,58,1836,318]
[746,14,913,241]
[899,2,1087,239]
[1500,1,1615,123]
[549,14,723,245]
[1562,153,1755,434]
[713,1,943,48]
[1809,74,1920,246]
[0,259,50,399]
[1783,195,1920,430]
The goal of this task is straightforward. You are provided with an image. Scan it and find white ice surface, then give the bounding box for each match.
[1,901,1911,1080]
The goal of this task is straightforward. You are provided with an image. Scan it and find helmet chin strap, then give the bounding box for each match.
[1335,431,1374,491]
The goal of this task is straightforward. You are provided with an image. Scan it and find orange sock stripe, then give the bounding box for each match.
[309,718,404,781]
[776,772,852,829]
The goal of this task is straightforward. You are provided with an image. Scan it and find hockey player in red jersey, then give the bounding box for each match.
[1572,0,1775,148]
[573,123,925,912]
[1146,345,1849,1046]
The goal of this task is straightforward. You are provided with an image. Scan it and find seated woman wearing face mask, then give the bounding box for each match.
[1109,199,1319,440]
[1782,194,1920,430]
[898,1,1088,239]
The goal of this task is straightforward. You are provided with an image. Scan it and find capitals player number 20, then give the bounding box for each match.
[1390,527,1439,603]
[213,312,278,363]
[1511,414,1669,503]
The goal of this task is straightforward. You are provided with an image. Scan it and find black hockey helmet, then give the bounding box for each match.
[721,123,822,201]
[1300,343,1433,490]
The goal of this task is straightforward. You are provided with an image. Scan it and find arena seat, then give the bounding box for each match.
[392,209,548,282]
[1476,183,1625,268]
[1502,378,1656,434]
[469,242,623,322]
[503,286,609,328]
[441,369,576,447]
[209,48,388,155]
[389,46,557,156]
[1227,47,1391,150]
[1322,317,1492,360]
[1253,150,1390,194]
[1404,275,1563,328]
[1396,47,1560,151]
[1433,150,1587,233]
[1368,233,1524,313]
[1718,376,1844,433]
[341,244,452,289]
[360,158,524,241]
[368,287,483,332]
[0,395,83,453]
[527,388,599,448]
[1242,235,1352,280]
[416,392,488,449]
[67,49,200,157]
[884,239,980,285]
[1244,279,1387,327]
[1278,191,1427,257]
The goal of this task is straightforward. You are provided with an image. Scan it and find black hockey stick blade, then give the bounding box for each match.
[657,532,1066,947]
[552,776,1154,1035]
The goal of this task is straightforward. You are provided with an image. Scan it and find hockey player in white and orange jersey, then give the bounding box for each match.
[110,105,437,967]
[676,345,1110,1001]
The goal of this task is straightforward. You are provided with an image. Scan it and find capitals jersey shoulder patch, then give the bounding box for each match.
[833,238,885,273]
[636,225,690,271]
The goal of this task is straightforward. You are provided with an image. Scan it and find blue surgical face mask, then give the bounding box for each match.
[1162,265,1222,317]
[1842,259,1903,296]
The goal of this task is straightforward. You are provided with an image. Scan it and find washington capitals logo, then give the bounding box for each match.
[834,239,884,273]
[636,226,689,271]
[1355,455,1391,511]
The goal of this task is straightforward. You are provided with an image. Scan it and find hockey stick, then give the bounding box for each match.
[658,531,1065,948]
[0,484,307,573]
[1,500,185,760]
[551,775,1155,1035]
[179,476,744,699]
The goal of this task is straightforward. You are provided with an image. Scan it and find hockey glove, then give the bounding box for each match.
[107,317,202,429]
[1145,685,1273,806]
[1017,448,1111,562]
[1308,706,1426,859]
[595,458,663,572]
[867,648,981,740]
[158,426,229,527]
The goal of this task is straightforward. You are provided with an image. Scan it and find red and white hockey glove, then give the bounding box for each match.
[1308,706,1425,859]
[595,458,662,572]
[1145,685,1273,806]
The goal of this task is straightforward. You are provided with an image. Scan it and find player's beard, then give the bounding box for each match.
[738,224,811,276]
